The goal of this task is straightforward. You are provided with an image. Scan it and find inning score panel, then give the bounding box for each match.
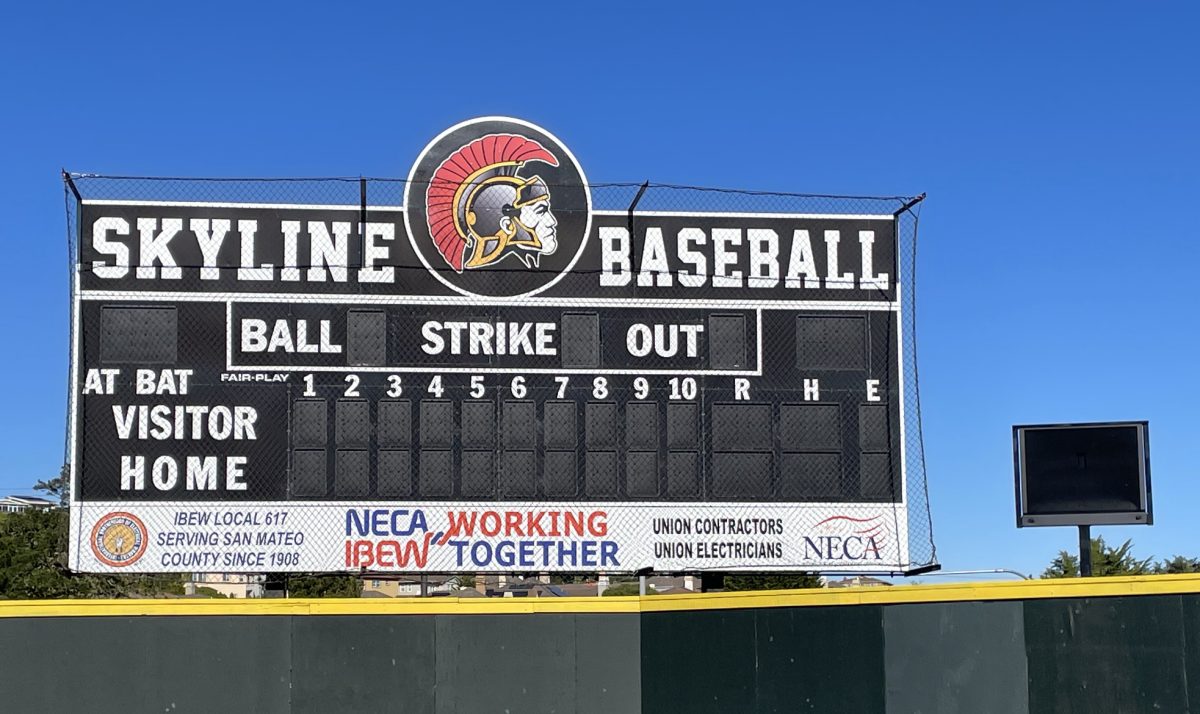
[75,299,902,504]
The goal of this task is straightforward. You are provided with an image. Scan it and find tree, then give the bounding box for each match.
[33,463,70,507]
[1042,536,1154,578]
[1154,556,1200,574]
[0,507,95,599]
[286,574,362,598]
[448,574,476,590]
[723,573,823,591]
[0,507,182,599]
[601,582,652,596]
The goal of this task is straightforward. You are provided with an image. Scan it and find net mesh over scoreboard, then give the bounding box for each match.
[64,177,935,573]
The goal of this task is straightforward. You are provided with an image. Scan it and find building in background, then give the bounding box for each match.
[187,573,265,599]
[0,495,55,513]
[361,574,458,598]
[356,574,630,598]
[489,579,595,598]
[827,576,892,589]
[643,575,699,594]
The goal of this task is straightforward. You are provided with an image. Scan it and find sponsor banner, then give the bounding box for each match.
[73,502,909,573]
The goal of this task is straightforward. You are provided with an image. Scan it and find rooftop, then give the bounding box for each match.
[0,495,56,508]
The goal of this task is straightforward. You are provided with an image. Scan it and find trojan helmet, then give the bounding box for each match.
[426,134,559,272]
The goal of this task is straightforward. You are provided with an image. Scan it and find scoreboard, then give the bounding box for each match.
[68,117,912,574]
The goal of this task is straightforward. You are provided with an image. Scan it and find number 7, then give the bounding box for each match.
[554,376,570,399]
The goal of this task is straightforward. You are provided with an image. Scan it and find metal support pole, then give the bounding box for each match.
[699,572,724,593]
[359,177,368,268]
[61,170,83,204]
[626,181,650,268]
[892,191,927,218]
[638,575,647,596]
[420,574,429,597]
[1078,525,1093,577]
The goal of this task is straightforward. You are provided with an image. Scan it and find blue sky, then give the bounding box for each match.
[1,2,1196,577]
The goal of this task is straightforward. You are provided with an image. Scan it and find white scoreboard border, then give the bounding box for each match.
[224,300,767,376]
[69,201,912,572]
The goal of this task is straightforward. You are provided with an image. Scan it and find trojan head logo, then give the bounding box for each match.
[405,117,591,298]
[430,134,559,271]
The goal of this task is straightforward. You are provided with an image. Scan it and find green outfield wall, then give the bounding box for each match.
[2,575,1198,713]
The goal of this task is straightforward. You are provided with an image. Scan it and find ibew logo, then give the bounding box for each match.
[802,515,887,561]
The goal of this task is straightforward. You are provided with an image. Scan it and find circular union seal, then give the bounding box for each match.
[90,511,148,567]
[404,116,592,299]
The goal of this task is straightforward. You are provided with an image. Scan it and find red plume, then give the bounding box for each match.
[426,134,559,272]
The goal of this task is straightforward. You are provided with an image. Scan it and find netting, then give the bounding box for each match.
[64,174,936,576]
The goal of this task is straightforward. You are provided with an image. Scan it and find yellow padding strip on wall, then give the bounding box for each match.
[3,573,1199,618]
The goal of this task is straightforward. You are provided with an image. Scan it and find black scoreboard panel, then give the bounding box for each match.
[76,298,902,504]
[73,200,906,511]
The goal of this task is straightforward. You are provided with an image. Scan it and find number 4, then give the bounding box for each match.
[427,375,445,398]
